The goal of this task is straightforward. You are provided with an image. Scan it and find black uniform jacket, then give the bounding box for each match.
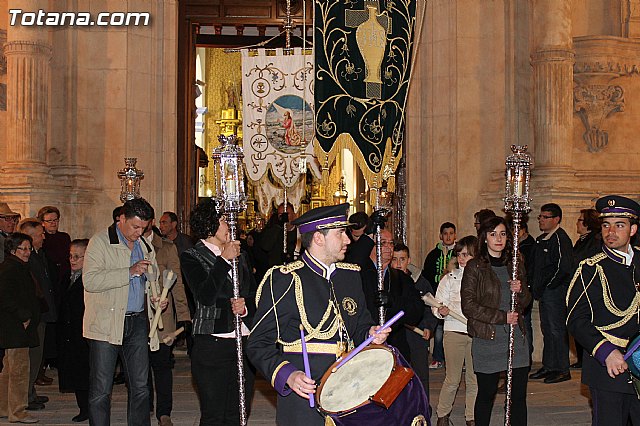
[246,251,374,425]
[567,245,640,394]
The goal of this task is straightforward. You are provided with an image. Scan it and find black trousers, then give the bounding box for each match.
[475,367,528,426]
[191,335,255,426]
[149,343,173,420]
[591,387,640,426]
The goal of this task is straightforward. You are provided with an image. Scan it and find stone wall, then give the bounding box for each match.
[0,0,178,238]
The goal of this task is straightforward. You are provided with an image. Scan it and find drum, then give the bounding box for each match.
[316,344,430,426]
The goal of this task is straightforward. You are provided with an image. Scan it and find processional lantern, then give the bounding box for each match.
[211,134,249,426]
[503,145,532,426]
[333,176,349,205]
[117,158,144,202]
[212,134,248,214]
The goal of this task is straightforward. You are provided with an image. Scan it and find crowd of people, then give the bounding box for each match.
[0,193,639,426]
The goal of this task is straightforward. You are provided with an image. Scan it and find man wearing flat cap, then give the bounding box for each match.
[567,195,640,425]
[0,203,21,264]
[246,203,390,426]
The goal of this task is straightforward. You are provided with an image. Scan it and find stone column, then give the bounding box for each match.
[531,0,574,169]
[3,0,51,172]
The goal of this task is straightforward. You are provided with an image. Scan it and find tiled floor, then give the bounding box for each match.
[1,350,592,425]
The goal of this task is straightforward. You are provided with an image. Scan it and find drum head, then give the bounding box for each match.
[627,334,640,380]
[319,347,395,413]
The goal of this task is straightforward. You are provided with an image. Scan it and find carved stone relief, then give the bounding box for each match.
[573,84,625,152]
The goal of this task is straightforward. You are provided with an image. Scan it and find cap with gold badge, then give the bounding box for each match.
[291,203,351,234]
[595,195,640,219]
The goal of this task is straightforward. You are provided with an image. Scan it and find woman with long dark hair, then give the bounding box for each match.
[180,198,257,425]
[460,216,532,426]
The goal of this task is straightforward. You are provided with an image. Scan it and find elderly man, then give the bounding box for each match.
[0,203,21,263]
[247,203,390,426]
[83,198,167,426]
[567,195,640,425]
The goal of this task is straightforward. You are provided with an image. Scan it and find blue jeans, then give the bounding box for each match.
[88,313,150,426]
[539,286,570,373]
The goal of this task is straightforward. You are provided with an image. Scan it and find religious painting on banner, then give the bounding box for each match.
[314,0,417,190]
[241,48,319,187]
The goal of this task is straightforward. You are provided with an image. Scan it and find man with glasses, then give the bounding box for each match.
[0,202,21,263]
[358,228,423,361]
[38,206,71,291]
[528,203,574,384]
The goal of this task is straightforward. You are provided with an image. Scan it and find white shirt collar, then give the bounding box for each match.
[613,245,635,266]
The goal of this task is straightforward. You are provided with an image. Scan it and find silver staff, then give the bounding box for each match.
[372,185,394,325]
[212,134,249,426]
[503,145,532,426]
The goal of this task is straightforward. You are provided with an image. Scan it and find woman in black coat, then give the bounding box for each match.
[56,239,90,422]
[0,233,40,424]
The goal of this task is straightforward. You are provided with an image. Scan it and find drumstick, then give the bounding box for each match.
[299,325,315,408]
[422,293,467,325]
[148,271,175,338]
[332,310,404,373]
[162,326,185,345]
[148,266,164,330]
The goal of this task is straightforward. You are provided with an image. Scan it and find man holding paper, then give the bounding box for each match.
[247,203,390,426]
[83,198,167,426]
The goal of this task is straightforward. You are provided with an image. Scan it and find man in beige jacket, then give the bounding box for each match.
[83,198,166,426]
[143,222,191,426]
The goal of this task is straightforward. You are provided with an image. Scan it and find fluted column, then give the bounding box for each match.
[3,0,51,171]
[531,0,574,169]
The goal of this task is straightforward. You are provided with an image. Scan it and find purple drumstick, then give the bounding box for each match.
[332,310,404,372]
[299,325,315,408]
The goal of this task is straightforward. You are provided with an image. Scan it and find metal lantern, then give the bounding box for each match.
[333,176,349,205]
[503,145,532,426]
[211,134,249,426]
[117,158,144,202]
[212,134,248,214]
[504,145,532,212]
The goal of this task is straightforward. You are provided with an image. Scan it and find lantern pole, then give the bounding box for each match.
[372,184,393,326]
[503,145,532,426]
[212,135,249,426]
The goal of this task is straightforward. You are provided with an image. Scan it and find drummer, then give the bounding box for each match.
[567,195,640,425]
[246,203,390,426]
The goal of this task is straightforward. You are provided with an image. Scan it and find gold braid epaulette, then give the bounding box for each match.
[585,252,607,266]
[335,262,360,271]
[279,261,304,274]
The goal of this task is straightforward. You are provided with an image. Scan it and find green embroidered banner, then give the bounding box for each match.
[314,0,417,189]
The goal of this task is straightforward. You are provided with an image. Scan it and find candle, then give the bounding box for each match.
[516,174,524,197]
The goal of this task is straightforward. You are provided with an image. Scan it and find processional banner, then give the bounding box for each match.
[314,0,417,189]
[241,48,316,188]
